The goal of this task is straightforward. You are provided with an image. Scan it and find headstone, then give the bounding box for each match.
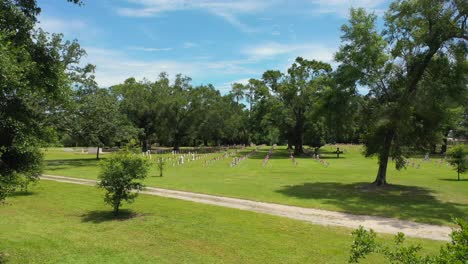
[87,147,103,154]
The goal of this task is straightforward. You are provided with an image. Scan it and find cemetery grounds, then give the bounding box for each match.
[0,144,466,263]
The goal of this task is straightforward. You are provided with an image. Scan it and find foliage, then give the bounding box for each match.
[97,151,150,215]
[349,219,468,263]
[72,87,138,159]
[231,58,349,154]
[156,157,165,177]
[448,145,467,181]
[0,0,86,202]
[111,74,248,150]
[335,1,468,185]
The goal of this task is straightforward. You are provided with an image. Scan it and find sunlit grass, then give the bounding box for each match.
[43,145,468,225]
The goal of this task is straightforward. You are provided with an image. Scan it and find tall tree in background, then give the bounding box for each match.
[0,0,88,201]
[111,77,164,152]
[273,57,333,154]
[335,1,467,185]
[74,87,137,159]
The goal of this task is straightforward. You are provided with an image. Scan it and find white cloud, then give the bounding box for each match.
[310,0,387,17]
[37,16,86,34]
[83,47,259,87]
[232,78,251,85]
[37,16,100,42]
[128,46,173,52]
[242,42,337,63]
[183,42,197,48]
[116,0,273,32]
[82,40,339,88]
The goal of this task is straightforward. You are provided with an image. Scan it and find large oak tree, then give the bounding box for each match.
[335,1,467,185]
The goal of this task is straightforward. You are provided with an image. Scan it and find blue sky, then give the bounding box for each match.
[36,0,389,92]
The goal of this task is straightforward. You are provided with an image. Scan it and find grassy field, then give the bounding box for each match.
[0,180,445,264]
[43,145,468,225]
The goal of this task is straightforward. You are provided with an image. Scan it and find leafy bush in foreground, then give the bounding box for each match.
[349,219,467,263]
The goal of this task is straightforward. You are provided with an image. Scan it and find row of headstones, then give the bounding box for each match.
[262,146,275,166]
[312,154,330,168]
[203,150,240,167]
[303,148,330,168]
[289,150,299,166]
[231,147,259,167]
[150,145,246,155]
[404,155,451,169]
[146,147,239,167]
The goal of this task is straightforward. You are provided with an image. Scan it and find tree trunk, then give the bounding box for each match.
[173,142,180,151]
[373,131,394,186]
[430,144,437,154]
[96,146,100,160]
[441,132,448,154]
[113,203,120,216]
[293,115,304,155]
[374,156,389,186]
[141,139,148,153]
[294,136,303,155]
[287,137,292,150]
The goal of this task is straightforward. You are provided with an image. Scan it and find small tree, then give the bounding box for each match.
[448,145,467,181]
[97,151,150,216]
[349,219,468,264]
[156,157,165,177]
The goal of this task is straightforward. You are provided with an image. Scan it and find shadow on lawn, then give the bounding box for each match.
[276,182,467,225]
[46,159,98,171]
[81,209,145,223]
[248,149,346,160]
[438,178,468,182]
[9,191,36,197]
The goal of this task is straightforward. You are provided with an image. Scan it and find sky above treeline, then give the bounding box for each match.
[37,0,390,93]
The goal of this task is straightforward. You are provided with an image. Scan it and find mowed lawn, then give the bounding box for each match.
[0,181,445,264]
[43,145,468,225]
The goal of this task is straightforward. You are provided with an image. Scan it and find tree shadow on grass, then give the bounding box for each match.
[311,156,347,160]
[9,191,36,197]
[81,209,146,223]
[248,149,347,160]
[438,178,468,182]
[46,159,98,171]
[276,182,467,225]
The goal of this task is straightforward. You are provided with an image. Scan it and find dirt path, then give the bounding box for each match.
[41,174,452,241]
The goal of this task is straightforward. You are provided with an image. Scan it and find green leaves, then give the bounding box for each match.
[97,151,150,215]
[349,219,468,263]
[349,226,377,263]
[0,0,87,202]
[448,145,467,180]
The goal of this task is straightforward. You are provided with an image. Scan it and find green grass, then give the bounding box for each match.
[0,181,445,263]
[43,145,468,225]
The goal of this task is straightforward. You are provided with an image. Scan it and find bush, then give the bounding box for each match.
[448,145,467,181]
[97,151,150,216]
[349,219,468,263]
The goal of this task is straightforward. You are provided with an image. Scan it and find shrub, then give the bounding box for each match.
[97,151,150,216]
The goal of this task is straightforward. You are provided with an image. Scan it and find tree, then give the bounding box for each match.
[156,157,165,177]
[0,0,87,202]
[349,219,468,263]
[97,151,150,216]
[335,2,468,185]
[111,77,165,153]
[266,58,333,154]
[74,87,137,159]
[448,145,467,181]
